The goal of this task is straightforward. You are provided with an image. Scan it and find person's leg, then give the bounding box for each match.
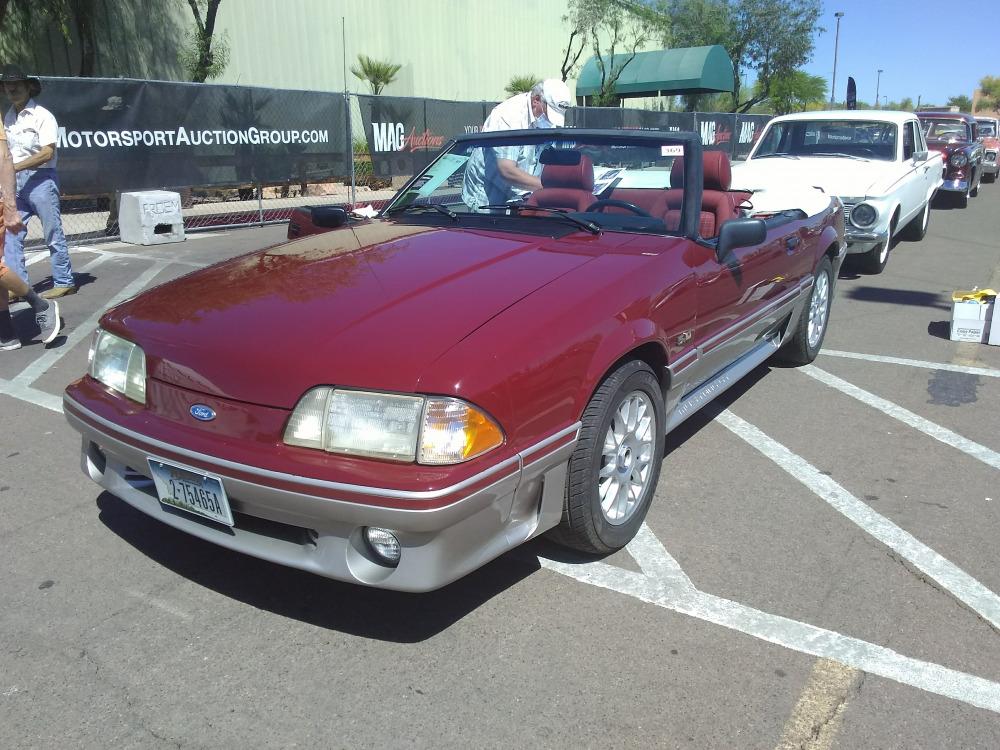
[0,235,61,347]
[30,171,75,292]
[3,170,34,285]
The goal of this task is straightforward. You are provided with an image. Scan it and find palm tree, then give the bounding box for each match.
[504,75,540,97]
[351,55,402,95]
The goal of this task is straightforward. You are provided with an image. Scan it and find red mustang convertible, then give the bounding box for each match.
[64,130,845,591]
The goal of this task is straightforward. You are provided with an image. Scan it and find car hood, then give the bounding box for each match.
[102,220,598,408]
[733,156,904,198]
[926,140,970,155]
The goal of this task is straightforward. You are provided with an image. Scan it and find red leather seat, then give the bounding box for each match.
[662,151,743,238]
[525,155,595,212]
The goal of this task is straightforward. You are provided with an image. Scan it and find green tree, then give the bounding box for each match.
[564,0,651,106]
[658,0,823,113]
[758,70,826,114]
[350,54,402,95]
[977,76,1000,111]
[504,75,540,97]
[1,0,98,75]
[180,0,229,82]
[947,94,973,112]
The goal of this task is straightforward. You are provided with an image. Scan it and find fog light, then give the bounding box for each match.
[364,527,401,567]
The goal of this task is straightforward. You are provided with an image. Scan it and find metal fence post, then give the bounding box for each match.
[346,93,356,206]
[257,182,264,226]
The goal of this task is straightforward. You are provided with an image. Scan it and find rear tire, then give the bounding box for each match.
[900,201,930,242]
[548,360,665,554]
[776,256,833,366]
[983,172,997,184]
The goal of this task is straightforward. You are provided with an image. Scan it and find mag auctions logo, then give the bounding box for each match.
[371,122,445,153]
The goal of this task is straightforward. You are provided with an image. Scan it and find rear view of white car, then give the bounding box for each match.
[732,111,944,274]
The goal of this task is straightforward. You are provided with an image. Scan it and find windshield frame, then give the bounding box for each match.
[380,128,704,239]
[919,117,972,143]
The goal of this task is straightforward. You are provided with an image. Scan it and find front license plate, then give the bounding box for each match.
[147,459,234,527]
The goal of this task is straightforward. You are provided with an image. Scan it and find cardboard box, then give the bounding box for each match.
[991,300,1000,346]
[950,298,994,343]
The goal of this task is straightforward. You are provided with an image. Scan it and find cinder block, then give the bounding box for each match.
[119,191,185,245]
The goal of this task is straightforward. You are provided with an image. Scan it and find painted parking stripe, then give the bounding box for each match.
[626,523,694,591]
[539,557,1000,713]
[820,349,1000,379]
[775,659,860,750]
[716,409,1000,630]
[801,365,1000,471]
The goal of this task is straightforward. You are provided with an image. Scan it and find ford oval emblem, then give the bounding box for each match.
[189,404,216,422]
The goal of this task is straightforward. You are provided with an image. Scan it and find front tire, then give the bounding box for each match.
[549,360,665,554]
[900,201,930,242]
[776,256,833,366]
[860,232,891,274]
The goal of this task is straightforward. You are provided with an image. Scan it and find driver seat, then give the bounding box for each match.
[663,151,743,238]
[525,155,595,212]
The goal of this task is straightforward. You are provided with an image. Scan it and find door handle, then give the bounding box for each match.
[785,236,801,253]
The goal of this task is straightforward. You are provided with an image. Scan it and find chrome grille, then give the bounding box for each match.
[841,201,855,223]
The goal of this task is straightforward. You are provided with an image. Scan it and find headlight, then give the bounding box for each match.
[949,152,968,168]
[850,202,877,228]
[88,329,146,403]
[284,388,504,464]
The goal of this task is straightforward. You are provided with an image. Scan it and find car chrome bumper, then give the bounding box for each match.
[64,394,579,592]
[845,227,887,253]
[938,178,970,192]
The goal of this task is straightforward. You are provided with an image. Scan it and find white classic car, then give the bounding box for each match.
[732,111,944,274]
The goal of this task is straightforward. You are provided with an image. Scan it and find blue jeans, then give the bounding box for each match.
[3,168,74,288]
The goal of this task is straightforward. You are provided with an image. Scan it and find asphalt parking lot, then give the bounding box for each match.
[3,190,1000,749]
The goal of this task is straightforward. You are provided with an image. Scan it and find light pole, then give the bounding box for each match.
[830,11,844,105]
[876,69,883,108]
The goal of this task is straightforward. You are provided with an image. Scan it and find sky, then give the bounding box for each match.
[800,1,993,107]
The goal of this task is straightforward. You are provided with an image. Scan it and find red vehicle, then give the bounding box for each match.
[64,130,845,591]
[917,111,985,206]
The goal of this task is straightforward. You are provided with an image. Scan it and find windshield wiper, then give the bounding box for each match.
[754,152,800,159]
[477,204,601,234]
[810,152,871,161]
[385,203,459,220]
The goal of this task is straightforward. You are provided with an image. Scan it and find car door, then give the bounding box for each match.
[899,120,927,223]
[689,224,792,383]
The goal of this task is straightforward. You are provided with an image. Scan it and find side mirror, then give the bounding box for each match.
[310,206,349,229]
[716,218,767,260]
[914,150,929,162]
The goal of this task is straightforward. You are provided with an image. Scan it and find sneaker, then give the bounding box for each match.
[1,337,21,351]
[41,285,77,300]
[36,300,61,344]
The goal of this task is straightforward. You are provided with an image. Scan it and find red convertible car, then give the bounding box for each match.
[64,130,845,591]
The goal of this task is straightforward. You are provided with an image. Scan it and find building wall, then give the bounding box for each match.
[213,0,577,100]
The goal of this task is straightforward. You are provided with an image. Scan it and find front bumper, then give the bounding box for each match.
[844,227,888,254]
[983,154,998,175]
[64,394,578,592]
[938,178,971,193]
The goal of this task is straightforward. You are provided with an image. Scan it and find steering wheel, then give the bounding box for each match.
[584,199,652,217]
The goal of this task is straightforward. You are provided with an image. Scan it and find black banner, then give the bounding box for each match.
[357,94,495,181]
[847,77,857,110]
[26,77,348,195]
[733,114,772,160]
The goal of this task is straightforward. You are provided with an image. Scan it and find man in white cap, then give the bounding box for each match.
[462,78,572,210]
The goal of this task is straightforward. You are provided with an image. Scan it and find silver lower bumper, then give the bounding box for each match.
[845,228,887,254]
[65,400,578,592]
[938,178,970,192]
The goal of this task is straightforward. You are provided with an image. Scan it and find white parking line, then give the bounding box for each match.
[626,523,694,591]
[820,349,1000,378]
[801,365,1000,471]
[540,557,1000,713]
[716,409,1000,630]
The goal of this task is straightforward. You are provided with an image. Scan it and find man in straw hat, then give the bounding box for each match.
[1,64,76,299]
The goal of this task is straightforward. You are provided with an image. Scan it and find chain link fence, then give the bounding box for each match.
[17,78,771,247]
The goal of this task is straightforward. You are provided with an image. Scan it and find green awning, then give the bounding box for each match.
[576,45,734,97]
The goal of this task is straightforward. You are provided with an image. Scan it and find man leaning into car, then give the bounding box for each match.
[462,78,572,210]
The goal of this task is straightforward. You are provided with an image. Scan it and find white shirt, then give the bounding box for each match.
[3,99,59,169]
[462,92,542,209]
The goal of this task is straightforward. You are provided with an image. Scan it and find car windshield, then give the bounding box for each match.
[977,122,997,137]
[381,131,688,236]
[921,119,971,142]
[753,119,897,160]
